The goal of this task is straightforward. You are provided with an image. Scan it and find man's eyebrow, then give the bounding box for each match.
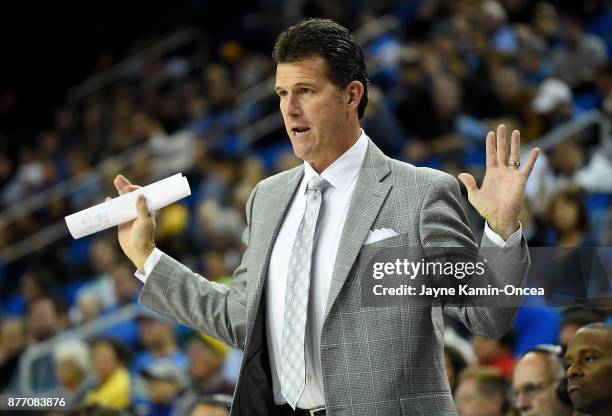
[566,346,605,359]
[274,82,316,92]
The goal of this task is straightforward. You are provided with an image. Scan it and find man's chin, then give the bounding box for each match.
[289,143,311,162]
[568,391,590,413]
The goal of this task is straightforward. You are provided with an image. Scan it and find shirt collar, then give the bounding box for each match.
[302,129,369,193]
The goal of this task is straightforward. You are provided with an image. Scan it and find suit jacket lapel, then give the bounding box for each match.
[248,166,304,319]
[324,140,392,320]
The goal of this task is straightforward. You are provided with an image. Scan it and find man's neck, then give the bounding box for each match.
[309,124,361,173]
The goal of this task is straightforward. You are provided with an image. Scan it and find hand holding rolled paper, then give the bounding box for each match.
[64,173,191,239]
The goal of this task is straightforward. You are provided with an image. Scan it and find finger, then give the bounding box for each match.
[125,184,141,192]
[114,175,133,195]
[458,173,478,195]
[520,147,540,178]
[485,131,497,169]
[496,124,508,167]
[136,195,151,220]
[509,129,521,167]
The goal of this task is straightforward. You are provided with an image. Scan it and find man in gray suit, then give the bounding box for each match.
[113,19,539,416]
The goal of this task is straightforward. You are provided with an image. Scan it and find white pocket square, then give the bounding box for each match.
[363,228,399,245]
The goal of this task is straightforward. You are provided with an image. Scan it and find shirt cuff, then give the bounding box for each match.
[133,247,164,283]
[484,221,523,248]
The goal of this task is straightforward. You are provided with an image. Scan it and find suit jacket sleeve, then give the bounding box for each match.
[419,172,530,338]
[138,185,259,350]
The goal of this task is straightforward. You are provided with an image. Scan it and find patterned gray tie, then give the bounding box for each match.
[280,175,330,409]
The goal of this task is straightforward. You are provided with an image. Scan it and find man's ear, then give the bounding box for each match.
[346,81,364,108]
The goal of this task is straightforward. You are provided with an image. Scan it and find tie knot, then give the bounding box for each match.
[307,175,330,193]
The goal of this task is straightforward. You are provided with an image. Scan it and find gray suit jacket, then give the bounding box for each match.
[139,139,530,415]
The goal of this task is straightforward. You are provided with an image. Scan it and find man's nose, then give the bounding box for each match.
[567,364,582,380]
[515,394,531,413]
[284,93,301,117]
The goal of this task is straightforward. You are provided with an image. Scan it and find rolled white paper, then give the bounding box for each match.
[64,173,191,239]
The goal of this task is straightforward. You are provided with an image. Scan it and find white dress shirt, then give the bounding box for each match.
[135,129,522,409]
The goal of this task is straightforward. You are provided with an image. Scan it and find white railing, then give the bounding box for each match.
[66,27,203,104]
[523,110,608,152]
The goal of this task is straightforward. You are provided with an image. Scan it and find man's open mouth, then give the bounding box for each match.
[292,127,311,137]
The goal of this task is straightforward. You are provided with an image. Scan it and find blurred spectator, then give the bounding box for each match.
[27,296,68,342]
[27,296,70,392]
[173,334,234,416]
[481,0,517,54]
[566,323,612,416]
[84,338,131,410]
[132,309,188,374]
[511,346,573,416]
[109,259,141,306]
[74,292,105,325]
[595,62,612,114]
[141,360,188,416]
[559,306,605,349]
[77,239,120,310]
[551,15,607,87]
[516,29,550,86]
[20,270,50,306]
[444,344,469,393]
[545,190,591,247]
[454,367,509,416]
[402,76,465,164]
[53,339,95,408]
[473,332,516,379]
[0,317,27,392]
[361,85,406,157]
[187,395,232,416]
[149,129,196,178]
[129,304,187,408]
[532,79,574,133]
[0,148,45,205]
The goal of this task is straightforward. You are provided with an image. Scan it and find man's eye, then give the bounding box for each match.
[585,356,597,363]
[277,91,287,97]
[300,88,311,94]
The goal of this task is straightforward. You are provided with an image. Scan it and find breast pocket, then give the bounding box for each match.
[355,234,425,309]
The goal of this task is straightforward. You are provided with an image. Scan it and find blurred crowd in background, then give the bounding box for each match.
[1,0,612,415]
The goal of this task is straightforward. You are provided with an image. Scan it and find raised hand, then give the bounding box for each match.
[458,125,540,240]
[112,175,156,270]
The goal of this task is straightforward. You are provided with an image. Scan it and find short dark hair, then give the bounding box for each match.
[272,18,369,119]
[458,366,509,402]
[90,337,129,365]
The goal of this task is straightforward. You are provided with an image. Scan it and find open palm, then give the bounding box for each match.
[458,125,540,240]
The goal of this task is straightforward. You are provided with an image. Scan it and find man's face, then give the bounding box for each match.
[275,55,353,172]
[566,328,612,414]
[187,338,222,382]
[512,352,569,416]
[473,336,505,364]
[28,299,59,341]
[455,378,503,416]
[139,318,171,350]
